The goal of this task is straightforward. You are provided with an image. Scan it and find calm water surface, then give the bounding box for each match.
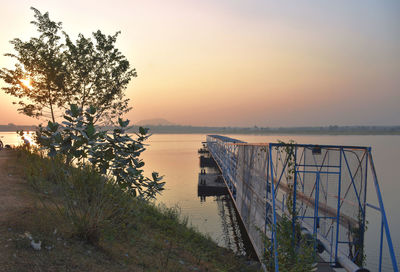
[1,132,399,270]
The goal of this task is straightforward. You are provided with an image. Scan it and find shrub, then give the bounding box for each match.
[262,215,317,272]
[36,104,164,199]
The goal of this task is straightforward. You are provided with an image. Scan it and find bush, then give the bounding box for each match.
[36,104,164,199]
[262,215,317,272]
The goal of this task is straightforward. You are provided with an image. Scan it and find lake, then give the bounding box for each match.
[1,132,399,270]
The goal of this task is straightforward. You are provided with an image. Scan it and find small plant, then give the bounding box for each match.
[262,215,317,272]
[276,140,297,216]
[348,210,367,266]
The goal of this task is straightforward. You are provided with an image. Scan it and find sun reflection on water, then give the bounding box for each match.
[20,131,37,147]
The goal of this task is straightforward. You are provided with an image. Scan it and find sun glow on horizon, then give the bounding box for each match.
[0,1,398,127]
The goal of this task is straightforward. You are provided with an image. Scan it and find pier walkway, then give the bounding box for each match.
[206,135,398,272]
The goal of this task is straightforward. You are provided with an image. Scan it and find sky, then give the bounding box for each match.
[0,0,399,127]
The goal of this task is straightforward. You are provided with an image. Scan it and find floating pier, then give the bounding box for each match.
[205,135,398,272]
[198,171,228,196]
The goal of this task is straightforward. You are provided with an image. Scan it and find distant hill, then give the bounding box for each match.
[136,118,176,126]
[128,125,400,135]
[0,123,36,132]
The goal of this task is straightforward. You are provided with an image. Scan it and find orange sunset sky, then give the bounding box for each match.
[0,0,399,127]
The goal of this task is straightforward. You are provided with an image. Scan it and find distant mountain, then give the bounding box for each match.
[0,123,36,132]
[136,118,176,126]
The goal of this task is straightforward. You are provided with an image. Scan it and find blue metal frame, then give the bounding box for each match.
[368,150,398,272]
[334,148,343,265]
[269,145,279,272]
[292,146,298,244]
[206,135,398,272]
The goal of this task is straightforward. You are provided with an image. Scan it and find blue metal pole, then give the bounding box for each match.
[265,145,271,236]
[314,171,320,255]
[303,148,306,196]
[360,150,369,266]
[292,146,298,241]
[269,144,279,272]
[334,148,343,265]
[330,225,334,264]
[368,150,399,272]
[379,217,384,272]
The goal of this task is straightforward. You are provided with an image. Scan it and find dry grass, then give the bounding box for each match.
[0,149,261,272]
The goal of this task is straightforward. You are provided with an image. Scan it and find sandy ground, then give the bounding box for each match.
[0,150,33,223]
[0,150,33,270]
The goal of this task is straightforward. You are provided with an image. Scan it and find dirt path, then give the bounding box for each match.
[0,150,33,223]
[0,150,35,270]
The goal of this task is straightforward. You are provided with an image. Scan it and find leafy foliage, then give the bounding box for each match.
[276,139,297,217]
[262,140,317,271]
[0,7,136,124]
[348,210,367,266]
[0,8,64,121]
[263,215,317,272]
[36,104,164,199]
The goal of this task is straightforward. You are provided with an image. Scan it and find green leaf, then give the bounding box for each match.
[88,105,96,115]
[48,121,59,132]
[118,118,129,128]
[139,126,148,135]
[86,123,95,138]
[104,148,115,161]
[70,104,79,117]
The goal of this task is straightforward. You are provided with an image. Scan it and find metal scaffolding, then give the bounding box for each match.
[206,134,398,272]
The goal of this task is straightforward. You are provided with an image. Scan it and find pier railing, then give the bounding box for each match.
[206,135,398,272]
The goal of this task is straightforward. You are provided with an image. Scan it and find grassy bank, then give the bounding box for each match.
[0,149,260,271]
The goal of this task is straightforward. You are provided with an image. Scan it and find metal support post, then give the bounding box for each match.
[368,150,398,272]
[269,145,279,272]
[334,148,343,265]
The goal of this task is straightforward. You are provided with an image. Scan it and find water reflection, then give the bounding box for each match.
[197,147,258,260]
[0,131,36,147]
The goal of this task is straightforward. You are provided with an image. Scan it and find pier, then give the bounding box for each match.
[198,171,227,197]
[205,135,398,272]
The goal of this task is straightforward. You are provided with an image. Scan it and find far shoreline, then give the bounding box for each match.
[1,125,400,136]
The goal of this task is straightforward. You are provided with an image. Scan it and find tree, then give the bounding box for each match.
[0,7,136,124]
[0,8,65,122]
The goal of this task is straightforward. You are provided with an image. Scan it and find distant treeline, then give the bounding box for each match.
[1,123,400,135]
[128,125,400,135]
[0,123,36,132]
